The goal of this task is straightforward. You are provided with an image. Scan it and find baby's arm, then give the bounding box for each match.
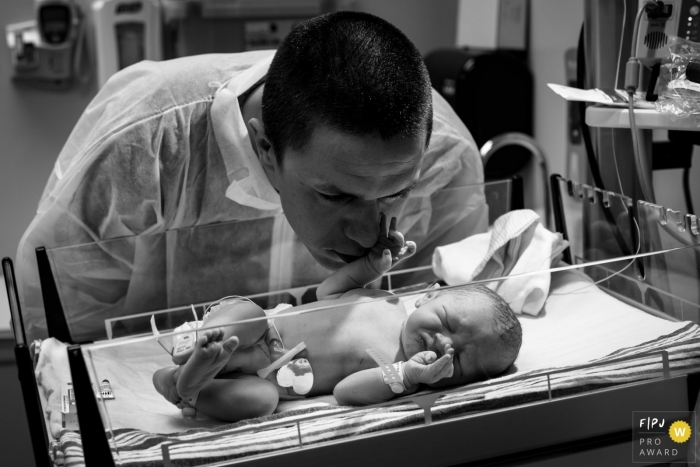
[333,348,454,406]
[317,215,417,300]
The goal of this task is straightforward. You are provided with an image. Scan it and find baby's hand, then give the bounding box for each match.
[403,345,454,387]
[366,214,417,275]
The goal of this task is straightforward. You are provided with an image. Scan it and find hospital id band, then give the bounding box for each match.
[365,348,406,394]
[381,362,405,393]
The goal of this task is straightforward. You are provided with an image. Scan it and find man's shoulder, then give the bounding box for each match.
[429,88,475,143]
[99,51,275,110]
[145,50,275,82]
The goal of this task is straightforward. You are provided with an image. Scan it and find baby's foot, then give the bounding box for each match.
[153,366,180,405]
[176,328,240,402]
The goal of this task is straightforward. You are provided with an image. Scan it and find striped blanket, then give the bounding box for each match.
[54,322,700,467]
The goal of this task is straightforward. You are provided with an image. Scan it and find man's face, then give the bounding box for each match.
[270,125,425,270]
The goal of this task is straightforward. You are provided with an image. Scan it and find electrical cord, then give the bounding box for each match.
[625,1,659,204]
[611,0,628,195]
[627,92,656,203]
[576,28,608,195]
[620,0,700,291]
[576,26,634,258]
[614,0,627,90]
[684,167,695,214]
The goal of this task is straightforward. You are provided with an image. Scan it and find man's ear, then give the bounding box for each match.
[415,283,441,308]
[248,118,280,186]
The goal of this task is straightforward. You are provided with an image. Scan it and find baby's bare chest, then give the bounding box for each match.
[282,312,406,394]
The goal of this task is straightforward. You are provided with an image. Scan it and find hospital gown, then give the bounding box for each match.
[16,50,486,342]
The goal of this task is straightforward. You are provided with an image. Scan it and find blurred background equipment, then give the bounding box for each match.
[424,49,534,181]
[92,0,162,87]
[5,0,86,88]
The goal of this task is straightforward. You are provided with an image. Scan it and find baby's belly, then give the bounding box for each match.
[222,350,356,398]
[223,335,393,398]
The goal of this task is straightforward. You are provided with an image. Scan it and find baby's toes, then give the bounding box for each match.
[195,334,209,349]
[201,340,223,356]
[209,327,224,342]
[223,336,240,353]
[199,328,222,344]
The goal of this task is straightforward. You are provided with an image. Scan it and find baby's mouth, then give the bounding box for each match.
[419,332,444,357]
[419,332,435,353]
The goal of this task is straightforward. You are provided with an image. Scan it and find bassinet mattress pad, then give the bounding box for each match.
[36,268,700,466]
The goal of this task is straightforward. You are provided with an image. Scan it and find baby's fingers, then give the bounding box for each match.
[388,229,405,248]
[428,354,453,382]
[366,250,393,276]
[432,353,453,371]
[395,241,417,261]
[405,241,417,256]
[378,250,392,274]
[411,350,437,365]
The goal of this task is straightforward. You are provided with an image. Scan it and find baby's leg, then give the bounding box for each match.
[194,374,279,422]
[172,301,268,365]
[153,366,180,405]
[176,328,240,403]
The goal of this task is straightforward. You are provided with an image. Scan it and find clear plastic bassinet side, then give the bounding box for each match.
[552,174,700,324]
[38,179,518,343]
[637,199,700,322]
[71,249,700,467]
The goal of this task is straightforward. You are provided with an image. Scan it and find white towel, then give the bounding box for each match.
[34,338,71,437]
[432,210,568,315]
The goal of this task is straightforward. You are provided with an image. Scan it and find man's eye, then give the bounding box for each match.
[382,189,412,203]
[318,192,345,204]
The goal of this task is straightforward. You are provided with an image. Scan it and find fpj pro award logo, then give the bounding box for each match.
[633,411,694,463]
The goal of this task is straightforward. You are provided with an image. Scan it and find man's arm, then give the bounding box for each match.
[333,349,454,406]
[317,215,416,300]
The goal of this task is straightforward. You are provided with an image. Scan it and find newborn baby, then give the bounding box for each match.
[153,215,522,421]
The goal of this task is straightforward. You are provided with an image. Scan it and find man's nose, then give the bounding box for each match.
[343,199,381,249]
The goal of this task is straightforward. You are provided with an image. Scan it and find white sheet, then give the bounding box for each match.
[516,268,685,371]
[35,267,692,437]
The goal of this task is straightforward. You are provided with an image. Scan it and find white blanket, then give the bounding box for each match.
[432,210,568,315]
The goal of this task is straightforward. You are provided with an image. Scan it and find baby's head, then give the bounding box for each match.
[401,284,522,387]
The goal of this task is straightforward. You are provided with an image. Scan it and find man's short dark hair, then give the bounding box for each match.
[438,285,522,376]
[262,11,433,162]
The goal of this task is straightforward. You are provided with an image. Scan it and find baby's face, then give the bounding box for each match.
[401,292,503,387]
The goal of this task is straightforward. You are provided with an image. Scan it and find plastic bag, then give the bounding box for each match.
[656,36,700,125]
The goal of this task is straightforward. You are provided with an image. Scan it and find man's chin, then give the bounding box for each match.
[311,250,345,271]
